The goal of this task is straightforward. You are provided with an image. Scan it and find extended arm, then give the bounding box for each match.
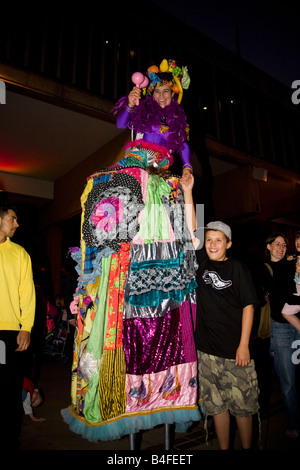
[116,86,141,129]
[181,174,200,249]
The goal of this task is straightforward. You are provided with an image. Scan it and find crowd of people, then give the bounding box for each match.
[1,58,299,451]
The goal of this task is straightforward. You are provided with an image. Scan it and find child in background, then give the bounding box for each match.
[22,377,46,423]
[282,232,300,329]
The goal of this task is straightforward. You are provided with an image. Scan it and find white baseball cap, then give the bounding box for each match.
[204,221,232,240]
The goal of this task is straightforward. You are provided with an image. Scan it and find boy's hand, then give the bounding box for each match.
[235,344,250,367]
[180,173,194,192]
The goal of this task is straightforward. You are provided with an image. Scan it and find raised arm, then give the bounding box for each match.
[181,173,200,249]
[116,86,141,129]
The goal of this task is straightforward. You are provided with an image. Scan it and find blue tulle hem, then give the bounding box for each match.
[61,406,202,443]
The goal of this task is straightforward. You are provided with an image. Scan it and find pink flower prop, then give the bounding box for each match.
[91,197,124,232]
[70,296,79,315]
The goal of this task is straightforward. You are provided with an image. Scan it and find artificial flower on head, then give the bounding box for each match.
[148,71,162,87]
[181,66,191,90]
[146,59,191,104]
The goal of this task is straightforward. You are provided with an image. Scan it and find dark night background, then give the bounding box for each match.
[153,0,300,89]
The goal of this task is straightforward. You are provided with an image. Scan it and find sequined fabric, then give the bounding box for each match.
[123,309,184,375]
[64,150,200,442]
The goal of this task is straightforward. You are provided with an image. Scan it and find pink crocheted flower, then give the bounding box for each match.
[70,296,79,315]
[91,197,124,232]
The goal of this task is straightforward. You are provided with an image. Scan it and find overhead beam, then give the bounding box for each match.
[0,62,116,122]
[0,171,54,199]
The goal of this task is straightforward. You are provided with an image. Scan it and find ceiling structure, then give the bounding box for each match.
[0,87,122,203]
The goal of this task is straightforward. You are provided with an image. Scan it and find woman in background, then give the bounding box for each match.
[262,232,300,439]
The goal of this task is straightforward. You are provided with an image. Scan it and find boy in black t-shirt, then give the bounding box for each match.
[182,175,259,450]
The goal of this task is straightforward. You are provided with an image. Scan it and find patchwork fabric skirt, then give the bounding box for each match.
[61,141,201,442]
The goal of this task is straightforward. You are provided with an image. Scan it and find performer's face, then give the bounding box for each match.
[153,85,173,108]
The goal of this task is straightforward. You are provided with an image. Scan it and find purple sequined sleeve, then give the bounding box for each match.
[117,107,131,129]
[180,142,191,166]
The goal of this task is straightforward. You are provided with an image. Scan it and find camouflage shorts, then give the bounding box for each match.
[197,351,259,417]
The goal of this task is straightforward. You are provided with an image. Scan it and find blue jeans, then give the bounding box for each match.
[270,320,300,430]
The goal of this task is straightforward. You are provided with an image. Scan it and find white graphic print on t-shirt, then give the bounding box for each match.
[202,270,232,290]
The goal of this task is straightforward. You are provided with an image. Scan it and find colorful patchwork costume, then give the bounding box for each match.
[61,60,201,442]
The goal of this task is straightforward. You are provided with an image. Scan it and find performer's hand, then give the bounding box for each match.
[128,86,141,108]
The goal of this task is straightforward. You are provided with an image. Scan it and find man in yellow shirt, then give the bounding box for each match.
[0,204,36,449]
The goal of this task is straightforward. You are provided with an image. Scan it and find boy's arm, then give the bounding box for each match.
[181,174,200,249]
[236,304,254,367]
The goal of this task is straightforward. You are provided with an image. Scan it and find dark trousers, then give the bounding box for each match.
[0,331,26,450]
[252,337,272,417]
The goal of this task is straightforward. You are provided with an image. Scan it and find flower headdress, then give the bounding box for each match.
[145,59,191,104]
[111,59,190,153]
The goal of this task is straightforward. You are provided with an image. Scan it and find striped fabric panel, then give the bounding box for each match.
[98,347,126,421]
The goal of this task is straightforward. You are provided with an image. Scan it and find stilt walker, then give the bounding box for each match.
[62,59,202,445]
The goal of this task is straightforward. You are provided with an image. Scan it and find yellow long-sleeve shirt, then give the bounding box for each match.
[0,237,36,332]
